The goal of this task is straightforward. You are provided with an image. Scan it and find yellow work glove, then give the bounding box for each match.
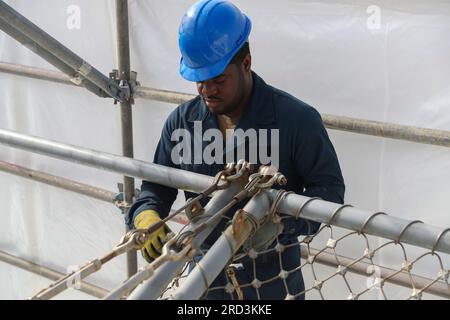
[134,210,171,263]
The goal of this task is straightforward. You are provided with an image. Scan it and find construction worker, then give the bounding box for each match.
[126,0,345,300]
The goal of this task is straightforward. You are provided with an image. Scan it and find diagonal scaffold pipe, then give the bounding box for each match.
[0,21,108,98]
[0,0,125,101]
[0,127,449,257]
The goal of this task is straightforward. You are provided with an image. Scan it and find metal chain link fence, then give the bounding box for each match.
[160,215,450,300]
[24,164,450,300]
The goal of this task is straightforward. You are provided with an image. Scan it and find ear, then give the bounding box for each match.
[242,54,252,73]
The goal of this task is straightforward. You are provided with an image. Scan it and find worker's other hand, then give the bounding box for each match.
[134,210,171,263]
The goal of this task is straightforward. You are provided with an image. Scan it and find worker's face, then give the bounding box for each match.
[196,55,252,115]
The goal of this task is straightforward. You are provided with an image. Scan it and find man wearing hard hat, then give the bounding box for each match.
[126,0,345,300]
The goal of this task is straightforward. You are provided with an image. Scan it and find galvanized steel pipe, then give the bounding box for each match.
[0,128,213,194]
[0,160,117,203]
[322,114,450,148]
[1,61,449,148]
[0,23,105,97]
[0,0,125,101]
[0,61,74,86]
[115,0,138,278]
[267,190,450,255]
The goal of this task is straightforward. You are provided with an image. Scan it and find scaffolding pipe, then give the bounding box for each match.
[115,0,137,278]
[0,0,125,101]
[0,160,189,225]
[1,61,449,149]
[0,61,74,86]
[0,160,116,203]
[322,114,450,148]
[133,86,196,106]
[0,128,449,256]
[266,189,450,255]
[301,246,450,299]
[0,128,213,195]
[0,250,108,299]
[172,191,272,300]
[132,86,450,149]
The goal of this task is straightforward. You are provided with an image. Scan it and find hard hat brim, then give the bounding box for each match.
[179,15,251,82]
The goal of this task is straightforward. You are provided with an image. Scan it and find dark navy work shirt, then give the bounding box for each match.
[126,71,344,243]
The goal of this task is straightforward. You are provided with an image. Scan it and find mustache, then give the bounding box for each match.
[203,96,222,102]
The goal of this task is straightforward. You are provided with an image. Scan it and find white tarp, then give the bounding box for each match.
[0,0,449,299]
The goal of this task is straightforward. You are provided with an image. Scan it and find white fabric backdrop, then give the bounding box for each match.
[0,0,449,299]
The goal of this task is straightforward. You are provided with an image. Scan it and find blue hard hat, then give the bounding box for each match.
[178,0,252,82]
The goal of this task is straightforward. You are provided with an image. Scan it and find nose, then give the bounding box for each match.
[200,80,219,97]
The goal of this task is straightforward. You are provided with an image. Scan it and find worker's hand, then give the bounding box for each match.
[134,210,171,263]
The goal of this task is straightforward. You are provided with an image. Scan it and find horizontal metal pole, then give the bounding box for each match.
[0,128,449,256]
[133,86,450,148]
[0,249,108,299]
[302,246,450,299]
[0,1,125,101]
[0,61,74,86]
[0,159,189,226]
[0,160,117,203]
[267,190,450,255]
[1,61,449,148]
[322,114,450,148]
[0,128,213,196]
[0,60,111,99]
[133,86,196,105]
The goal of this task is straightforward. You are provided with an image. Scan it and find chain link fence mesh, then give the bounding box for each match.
[160,215,450,300]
